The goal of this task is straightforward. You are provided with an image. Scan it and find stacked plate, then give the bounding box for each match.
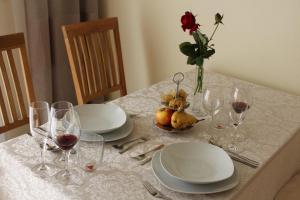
[75,103,134,142]
[152,142,239,194]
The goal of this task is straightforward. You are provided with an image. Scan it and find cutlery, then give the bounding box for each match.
[113,136,149,150]
[209,139,259,168]
[131,144,164,160]
[142,181,172,200]
[119,138,149,154]
[139,156,153,165]
[28,132,61,153]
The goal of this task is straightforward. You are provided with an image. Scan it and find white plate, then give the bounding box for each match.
[160,142,234,184]
[80,116,134,142]
[152,151,239,194]
[75,104,127,134]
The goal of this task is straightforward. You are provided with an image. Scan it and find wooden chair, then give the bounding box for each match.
[0,33,35,134]
[62,17,127,105]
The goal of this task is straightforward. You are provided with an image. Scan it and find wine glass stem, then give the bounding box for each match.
[64,150,71,177]
[40,139,47,170]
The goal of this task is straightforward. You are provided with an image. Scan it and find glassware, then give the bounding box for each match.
[227,86,253,152]
[50,108,81,182]
[29,101,50,176]
[78,134,104,172]
[50,101,74,166]
[192,66,207,118]
[203,86,224,124]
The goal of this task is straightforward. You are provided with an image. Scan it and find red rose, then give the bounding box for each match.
[181,11,200,34]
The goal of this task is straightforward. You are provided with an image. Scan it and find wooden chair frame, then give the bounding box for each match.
[0,33,35,133]
[62,17,127,105]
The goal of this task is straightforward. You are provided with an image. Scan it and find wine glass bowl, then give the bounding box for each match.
[229,87,252,127]
[203,86,224,119]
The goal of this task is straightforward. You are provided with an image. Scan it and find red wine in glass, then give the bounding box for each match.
[56,134,78,150]
[232,102,249,114]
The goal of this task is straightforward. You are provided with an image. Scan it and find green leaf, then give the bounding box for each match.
[195,56,204,66]
[203,49,215,58]
[179,42,196,57]
[187,56,197,65]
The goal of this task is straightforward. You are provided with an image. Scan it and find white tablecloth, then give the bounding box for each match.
[1,70,300,200]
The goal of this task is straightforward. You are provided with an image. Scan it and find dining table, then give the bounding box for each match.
[0,70,300,200]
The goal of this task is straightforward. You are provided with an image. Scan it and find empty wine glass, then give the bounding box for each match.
[50,109,81,182]
[203,86,224,123]
[201,86,224,140]
[29,101,50,176]
[228,86,253,152]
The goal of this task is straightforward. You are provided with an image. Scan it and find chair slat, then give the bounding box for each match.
[94,32,108,91]
[7,50,27,119]
[88,33,102,92]
[86,34,101,92]
[79,35,95,95]
[98,32,112,88]
[0,53,18,121]
[105,31,118,86]
[113,25,127,96]
[0,83,10,125]
[19,46,35,103]
[74,36,89,97]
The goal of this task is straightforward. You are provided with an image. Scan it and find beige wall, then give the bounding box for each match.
[100,0,300,95]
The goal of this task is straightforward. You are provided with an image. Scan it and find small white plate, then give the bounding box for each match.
[160,142,234,184]
[80,116,134,142]
[75,104,127,134]
[152,151,239,194]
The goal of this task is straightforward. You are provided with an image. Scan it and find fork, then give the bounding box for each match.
[131,144,164,160]
[142,181,172,200]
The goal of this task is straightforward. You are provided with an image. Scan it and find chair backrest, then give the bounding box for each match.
[62,17,127,105]
[0,33,35,133]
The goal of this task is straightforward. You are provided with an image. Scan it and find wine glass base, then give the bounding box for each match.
[54,168,83,185]
[31,163,60,178]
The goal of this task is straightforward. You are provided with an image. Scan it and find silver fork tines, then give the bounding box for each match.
[142,181,172,200]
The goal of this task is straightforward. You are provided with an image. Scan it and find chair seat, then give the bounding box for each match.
[275,172,300,200]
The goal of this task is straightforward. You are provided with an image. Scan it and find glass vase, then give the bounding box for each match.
[191,65,207,117]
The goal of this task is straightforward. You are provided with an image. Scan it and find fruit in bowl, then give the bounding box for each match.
[155,108,174,126]
[171,111,198,129]
[155,108,198,132]
[161,89,189,111]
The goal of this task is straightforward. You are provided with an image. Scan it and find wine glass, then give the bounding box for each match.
[50,109,81,182]
[201,86,224,140]
[203,86,224,123]
[29,101,50,175]
[228,86,252,151]
[50,101,74,165]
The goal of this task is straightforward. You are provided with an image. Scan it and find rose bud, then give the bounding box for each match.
[215,13,224,25]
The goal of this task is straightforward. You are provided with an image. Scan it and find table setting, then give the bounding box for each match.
[1,12,300,200]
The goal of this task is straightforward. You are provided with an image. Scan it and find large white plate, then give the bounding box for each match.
[80,116,134,142]
[75,104,127,134]
[152,151,239,194]
[160,142,234,184]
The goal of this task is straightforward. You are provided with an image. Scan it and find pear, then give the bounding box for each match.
[171,111,198,129]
